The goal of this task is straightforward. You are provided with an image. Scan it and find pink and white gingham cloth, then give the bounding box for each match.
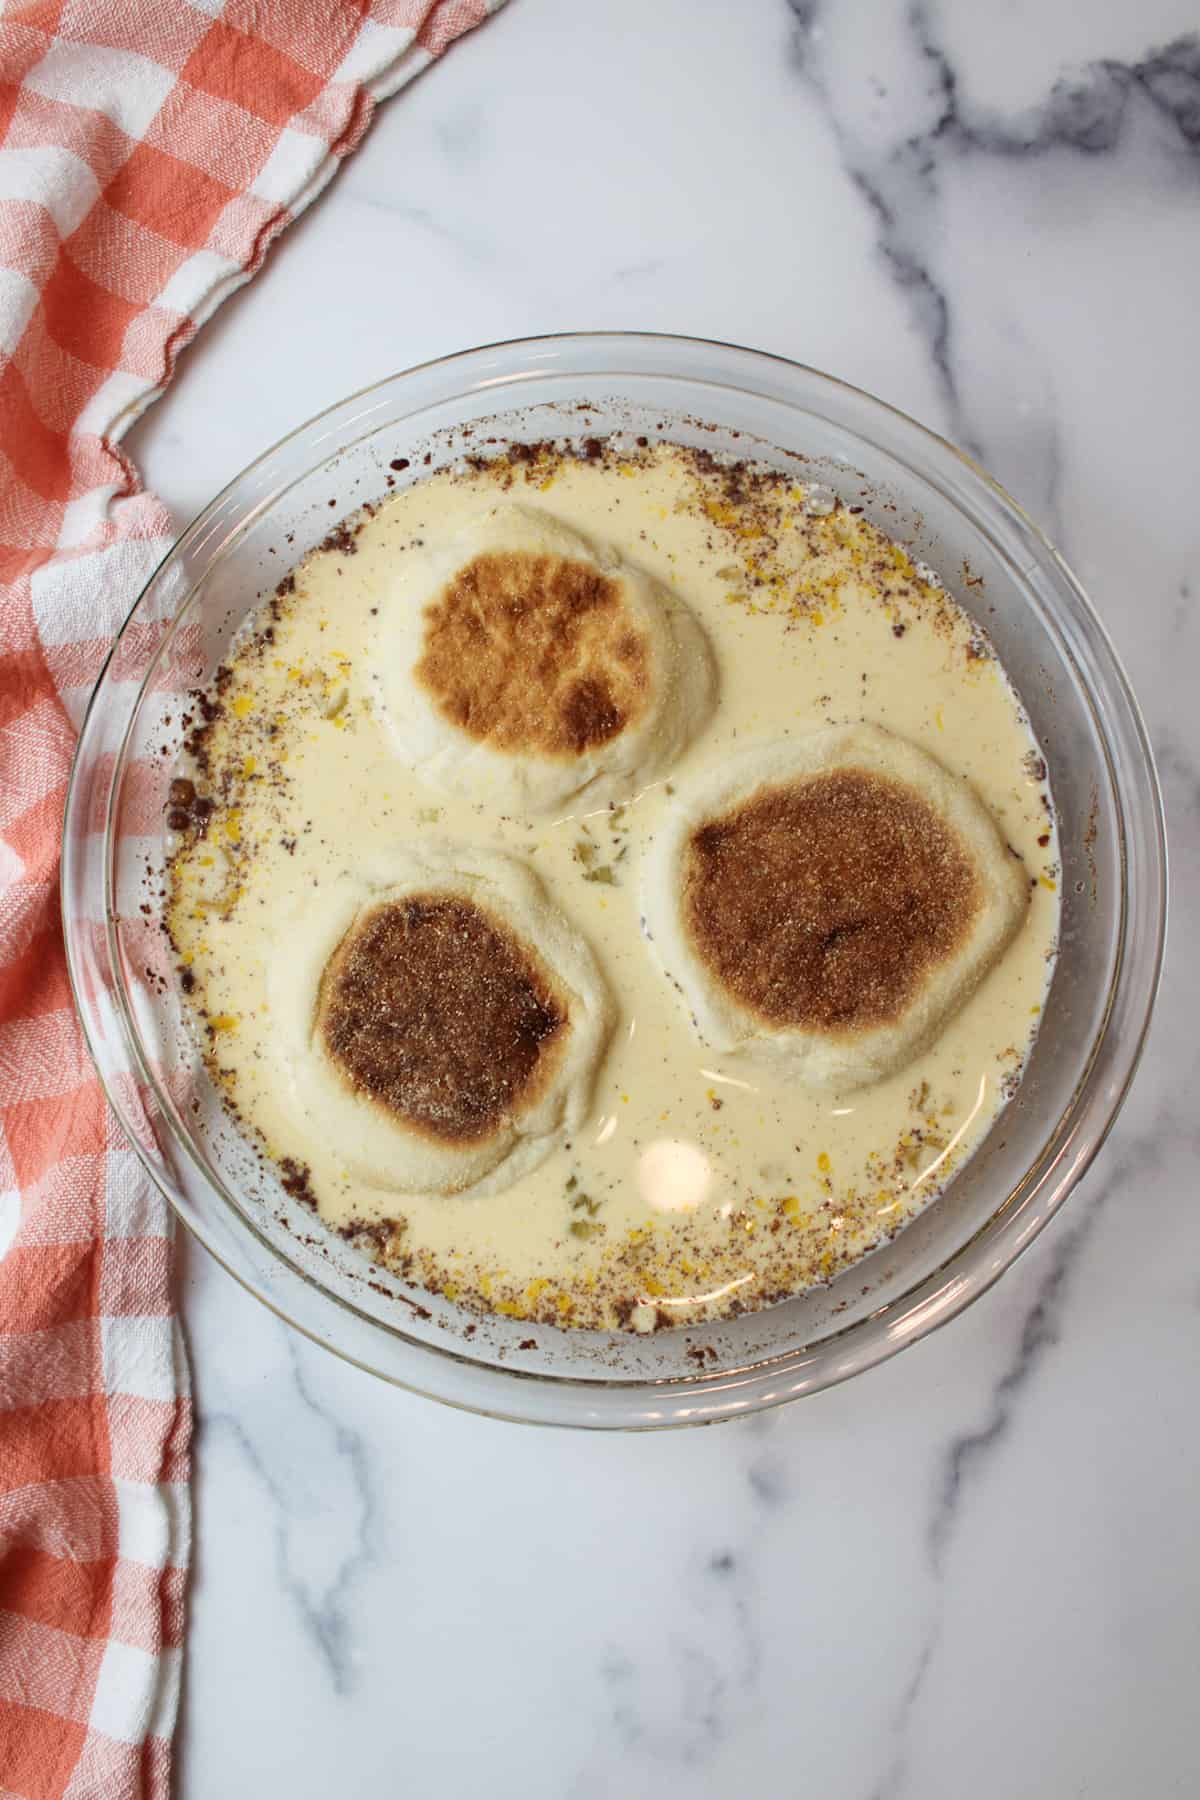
[0,4,503,1794]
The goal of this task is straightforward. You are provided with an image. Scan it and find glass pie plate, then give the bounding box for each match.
[61,333,1166,1429]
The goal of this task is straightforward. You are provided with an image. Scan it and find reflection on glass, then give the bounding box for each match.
[638,1138,712,1214]
[698,1066,758,1092]
[653,1272,755,1311]
[910,1072,988,1192]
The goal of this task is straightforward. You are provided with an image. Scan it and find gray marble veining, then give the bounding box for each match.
[196,1323,379,1696]
[789,3,1200,529]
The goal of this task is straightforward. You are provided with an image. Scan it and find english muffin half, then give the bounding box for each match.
[269,845,614,1197]
[365,505,715,814]
[641,724,1030,1090]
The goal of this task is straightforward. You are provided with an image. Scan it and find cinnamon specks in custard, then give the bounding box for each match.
[165,438,1058,1332]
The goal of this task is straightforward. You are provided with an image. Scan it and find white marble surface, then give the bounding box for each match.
[127,2,1200,1793]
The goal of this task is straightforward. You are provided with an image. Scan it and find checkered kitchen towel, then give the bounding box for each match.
[0,3,503,1794]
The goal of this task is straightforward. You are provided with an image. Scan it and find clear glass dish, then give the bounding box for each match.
[61,333,1166,1428]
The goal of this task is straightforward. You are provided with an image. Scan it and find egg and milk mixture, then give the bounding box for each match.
[166,441,1059,1331]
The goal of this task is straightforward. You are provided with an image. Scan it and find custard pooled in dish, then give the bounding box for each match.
[165,439,1060,1330]
[270,845,613,1197]
[641,725,1029,1090]
[365,505,715,813]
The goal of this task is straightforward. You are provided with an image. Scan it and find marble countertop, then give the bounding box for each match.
[127,2,1200,1793]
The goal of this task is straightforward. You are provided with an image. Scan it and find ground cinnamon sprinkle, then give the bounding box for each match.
[683,770,981,1032]
[317,894,566,1144]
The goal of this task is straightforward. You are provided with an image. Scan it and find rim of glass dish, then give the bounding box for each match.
[62,331,1168,1427]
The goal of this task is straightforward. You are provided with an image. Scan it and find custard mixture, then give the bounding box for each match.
[165,440,1059,1330]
